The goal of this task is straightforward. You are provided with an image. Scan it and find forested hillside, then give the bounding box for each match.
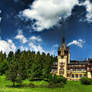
[0,50,57,86]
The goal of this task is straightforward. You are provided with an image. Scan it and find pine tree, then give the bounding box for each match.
[0,52,8,75]
[6,51,17,87]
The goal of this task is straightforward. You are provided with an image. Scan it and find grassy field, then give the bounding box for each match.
[0,75,92,92]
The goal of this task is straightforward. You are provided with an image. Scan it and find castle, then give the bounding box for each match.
[51,35,92,80]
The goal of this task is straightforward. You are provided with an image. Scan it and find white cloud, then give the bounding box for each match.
[84,0,92,22]
[29,42,45,53]
[30,36,42,42]
[8,39,16,51]
[67,39,85,48]
[79,0,92,22]
[15,29,28,44]
[52,44,58,48]
[29,35,45,53]
[0,39,16,54]
[21,0,78,31]
[47,44,58,55]
[20,46,28,51]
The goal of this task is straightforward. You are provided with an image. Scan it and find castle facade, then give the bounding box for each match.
[51,36,92,80]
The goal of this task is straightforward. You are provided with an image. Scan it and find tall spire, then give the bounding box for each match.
[62,31,65,44]
[61,18,65,44]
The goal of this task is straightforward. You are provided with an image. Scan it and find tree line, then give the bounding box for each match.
[0,49,57,86]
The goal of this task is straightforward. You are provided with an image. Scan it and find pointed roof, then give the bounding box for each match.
[61,29,66,45]
[61,19,65,44]
[62,32,65,44]
[58,32,66,50]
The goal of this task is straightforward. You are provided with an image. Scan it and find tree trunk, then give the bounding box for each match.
[13,81,15,87]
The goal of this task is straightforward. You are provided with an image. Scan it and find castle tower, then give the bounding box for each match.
[57,34,70,77]
[87,59,92,78]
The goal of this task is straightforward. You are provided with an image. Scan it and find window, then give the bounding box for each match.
[80,74,82,78]
[67,74,70,77]
[75,68,77,71]
[82,69,86,71]
[72,74,74,78]
[76,74,78,78]
[60,70,64,74]
[84,74,86,77]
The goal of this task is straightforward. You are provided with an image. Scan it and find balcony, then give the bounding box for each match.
[67,70,86,73]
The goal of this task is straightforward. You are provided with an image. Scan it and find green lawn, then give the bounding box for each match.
[0,75,92,92]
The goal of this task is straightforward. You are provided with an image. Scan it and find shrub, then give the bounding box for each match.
[48,81,56,88]
[48,74,67,87]
[55,82,64,88]
[80,77,92,85]
[48,81,64,88]
[29,83,35,88]
[48,74,67,84]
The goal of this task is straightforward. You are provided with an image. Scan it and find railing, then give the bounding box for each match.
[67,70,86,73]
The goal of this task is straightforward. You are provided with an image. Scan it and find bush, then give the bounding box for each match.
[48,81,64,88]
[29,83,35,88]
[48,82,56,88]
[48,74,67,84]
[80,77,92,85]
[48,74,67,87]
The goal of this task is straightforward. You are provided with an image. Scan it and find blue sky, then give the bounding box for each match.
[0,0,92,60]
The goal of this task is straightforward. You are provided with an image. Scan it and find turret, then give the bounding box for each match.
[57,32,70,77]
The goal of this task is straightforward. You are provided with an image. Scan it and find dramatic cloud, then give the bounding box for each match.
[79,0,92,22]
[67,39,85,48]
[20,0,78,31]
[0,39,16,54]
[28,35,45,53]
[15,29,28,44]
[83,0,92,22]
